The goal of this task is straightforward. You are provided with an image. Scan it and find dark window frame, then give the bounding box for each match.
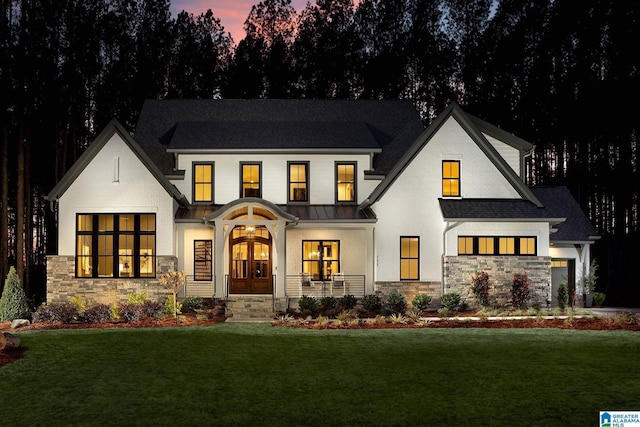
[400,236,420,281]
[194,240,213,281]
[75,213,156,278]
[335,161,357,204]
[192,162,214,204]
[240,162,262,198]
[457,236,537,256]
[302,240,340,281]
[287,161,310,203]
[442,160,461,197]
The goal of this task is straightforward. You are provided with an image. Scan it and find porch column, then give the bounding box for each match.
[275,220,286,298]
[214,222,226,298]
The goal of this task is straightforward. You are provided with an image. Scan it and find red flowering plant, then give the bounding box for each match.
[470,271,491,307]
[511,272,531,309]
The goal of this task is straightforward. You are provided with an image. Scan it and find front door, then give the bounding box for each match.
[229,225,272,294]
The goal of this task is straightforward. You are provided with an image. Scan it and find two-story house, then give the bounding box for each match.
[45,99,599,316]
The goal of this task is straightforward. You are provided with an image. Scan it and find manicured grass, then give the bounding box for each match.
[1,324,639,426]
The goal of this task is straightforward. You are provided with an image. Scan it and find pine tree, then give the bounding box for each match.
[0,266,30,321]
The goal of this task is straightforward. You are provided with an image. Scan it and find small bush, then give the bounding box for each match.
[386,292,407,313]
[141,300,164,318]
[412,294,432,311]
[163,295,183,316]
[339,294,357,310]
[32,302,79,324]
[127,292,148,305]
[0,266,31,321]
[440,292,461,311]
[298,295,318,314]
[118,302,144,323]
[613,311,638,326]
[81,304,112,323]
[557,283,568,309]
[592,292,606,307]
[511,273,531,309]
[471,271,491,307]
[319,296,337,312]
[182,296,204,313]
[362,294,382,312]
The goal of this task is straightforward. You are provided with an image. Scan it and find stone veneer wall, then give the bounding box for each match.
[46,255,178,304]
[374,281,442,309]
[444,256,551,308]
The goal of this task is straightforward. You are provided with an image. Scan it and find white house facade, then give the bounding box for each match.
[45,100,599,316]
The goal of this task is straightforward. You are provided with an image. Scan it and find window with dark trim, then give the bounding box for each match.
[241,162,261,198]
[442,160,460,197]
[288,161,309,203]
[400,236,419,280]
[76,213,156,278]
[194,240,212,281]
[457,236,537,256]
[302,240,340,281]
[336,162,356,203]
[193,162,213,203]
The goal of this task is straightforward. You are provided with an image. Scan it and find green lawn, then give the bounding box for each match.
[1,323,639,426]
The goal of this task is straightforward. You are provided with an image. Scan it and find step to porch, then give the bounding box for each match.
[225,296,275,319]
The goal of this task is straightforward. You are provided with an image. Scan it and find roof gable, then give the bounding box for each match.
[45,119,186,205]
[361,102,542,208]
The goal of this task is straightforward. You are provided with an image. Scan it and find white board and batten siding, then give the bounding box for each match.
[57,133,176,256]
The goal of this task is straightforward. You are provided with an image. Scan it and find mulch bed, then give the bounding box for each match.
[2,312,638,368]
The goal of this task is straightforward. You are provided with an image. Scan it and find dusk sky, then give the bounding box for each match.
[170,0,311,43]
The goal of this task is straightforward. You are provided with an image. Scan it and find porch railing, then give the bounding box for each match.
[285,274,366,299]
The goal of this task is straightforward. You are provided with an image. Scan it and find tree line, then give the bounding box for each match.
[1,0,638,305]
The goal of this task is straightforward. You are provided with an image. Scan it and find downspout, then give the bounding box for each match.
[442,221,462,294]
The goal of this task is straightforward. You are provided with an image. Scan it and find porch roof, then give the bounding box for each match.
[175,204,376,223]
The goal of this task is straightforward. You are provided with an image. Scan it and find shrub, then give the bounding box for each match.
[319,296,337,312]
[412,294,432,311]
[163,295,182,316]
[0,266,31,321]
[182,296,204,313]
[118,302,144,323]
[557,283,569,310]
[362,294,382,312]
[142,300,164,318]
[386,292,407,314]
[32,302,79,324]
[339,294,357,310]
[298,295,318,314]
[592,291,606,307]
[511,273,531,309]
[440,292,461,311]
[613,311,638,326]
[127,292,148,305]
[470,271,491,307]
[81,304,112,323]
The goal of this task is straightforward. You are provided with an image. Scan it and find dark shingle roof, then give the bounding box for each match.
[134,99,424,176]
[439,186,599,244]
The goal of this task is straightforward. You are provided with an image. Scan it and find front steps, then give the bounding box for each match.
[225,296,275,319]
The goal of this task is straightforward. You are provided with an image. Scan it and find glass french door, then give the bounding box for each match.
[229,226,272,294]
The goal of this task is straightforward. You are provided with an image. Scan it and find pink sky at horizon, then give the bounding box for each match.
[170,0,310,44]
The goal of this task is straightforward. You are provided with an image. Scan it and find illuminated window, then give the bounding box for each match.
[302,240,340,281]
[241,163,261,198]
[76,213,156,278]
[400,237,419,280]
[193,163,213,203]
[499,237,515,255]
[442,160,460,197]
[288,162,309,202]
[336,162,356,203]
[194,240,212,281]
[458,236,536,256]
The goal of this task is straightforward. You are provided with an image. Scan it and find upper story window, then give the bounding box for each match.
[288,162,309,203]
[241,162,261,198]
[76,213,156,278]
[400,236,419,280]
[336,162,356,203]
[193,163,213,203]
[457,236,537,256]
[442,160,460,197]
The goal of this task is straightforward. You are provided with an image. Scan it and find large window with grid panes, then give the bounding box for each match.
[76,213,156,278]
